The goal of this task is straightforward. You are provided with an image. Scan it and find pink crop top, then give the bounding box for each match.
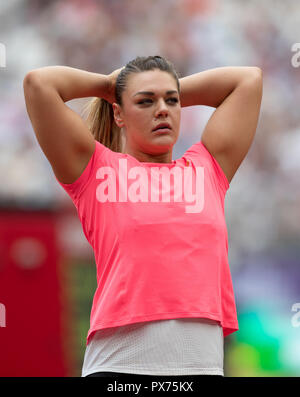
[56,139,239,346]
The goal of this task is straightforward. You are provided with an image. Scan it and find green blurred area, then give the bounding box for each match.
[68,260,97,377]
[225,306,300,377]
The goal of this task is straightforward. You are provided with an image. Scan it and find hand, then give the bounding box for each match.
[106,66,125,104]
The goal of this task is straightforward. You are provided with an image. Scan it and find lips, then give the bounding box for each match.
[152,123,171,131]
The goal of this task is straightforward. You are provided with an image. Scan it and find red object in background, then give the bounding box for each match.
[0,209,74,377]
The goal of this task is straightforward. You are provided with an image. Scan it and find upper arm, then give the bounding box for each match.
[201,68,263,184]
[23,71,96,184]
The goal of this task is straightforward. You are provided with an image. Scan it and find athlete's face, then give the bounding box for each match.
[112,69,181,163]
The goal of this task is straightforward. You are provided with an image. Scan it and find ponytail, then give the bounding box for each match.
[82,97,123,153]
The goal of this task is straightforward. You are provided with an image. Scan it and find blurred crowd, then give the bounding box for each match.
[1,0,300,267]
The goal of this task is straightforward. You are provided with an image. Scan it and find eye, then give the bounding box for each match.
[138,98,179,105]
[138,99,153,104]
[168,98,179,104]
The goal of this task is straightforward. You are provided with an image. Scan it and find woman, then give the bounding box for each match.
[23,55,263,378]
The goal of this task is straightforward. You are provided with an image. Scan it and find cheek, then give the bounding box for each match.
[136,113,151,129]
[126,109,152,135]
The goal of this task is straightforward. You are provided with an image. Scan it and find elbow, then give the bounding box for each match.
[247,66,263,80]
[23,70,44,91]
[240,67,263,91]
[233,67,263,93]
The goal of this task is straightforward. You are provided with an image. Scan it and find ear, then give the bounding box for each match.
[112,103,125,128]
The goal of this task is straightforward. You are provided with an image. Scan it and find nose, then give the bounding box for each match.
[155,98,169,118]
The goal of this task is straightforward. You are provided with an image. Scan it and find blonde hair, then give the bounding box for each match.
[83,97,122,153]
[83,55,180,154]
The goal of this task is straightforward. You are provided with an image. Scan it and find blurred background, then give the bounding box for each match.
[0,0,300,377]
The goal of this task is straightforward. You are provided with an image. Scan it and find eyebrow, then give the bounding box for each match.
[133,90,178,97]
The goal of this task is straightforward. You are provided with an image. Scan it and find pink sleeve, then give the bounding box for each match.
[183,140,230,195]
[55,140,108,204]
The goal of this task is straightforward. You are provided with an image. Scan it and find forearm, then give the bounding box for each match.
[179,66,262,108]
[23,66,109,103]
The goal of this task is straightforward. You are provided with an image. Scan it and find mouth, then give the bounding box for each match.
[152,123,172,133]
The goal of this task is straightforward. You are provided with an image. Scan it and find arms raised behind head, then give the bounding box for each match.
[23,66,110,184]
[179,66,263,184]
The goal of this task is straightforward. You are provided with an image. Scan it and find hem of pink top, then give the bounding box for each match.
[86,311,238,345]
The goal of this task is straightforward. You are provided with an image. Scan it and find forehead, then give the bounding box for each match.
[126,70,178,97]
